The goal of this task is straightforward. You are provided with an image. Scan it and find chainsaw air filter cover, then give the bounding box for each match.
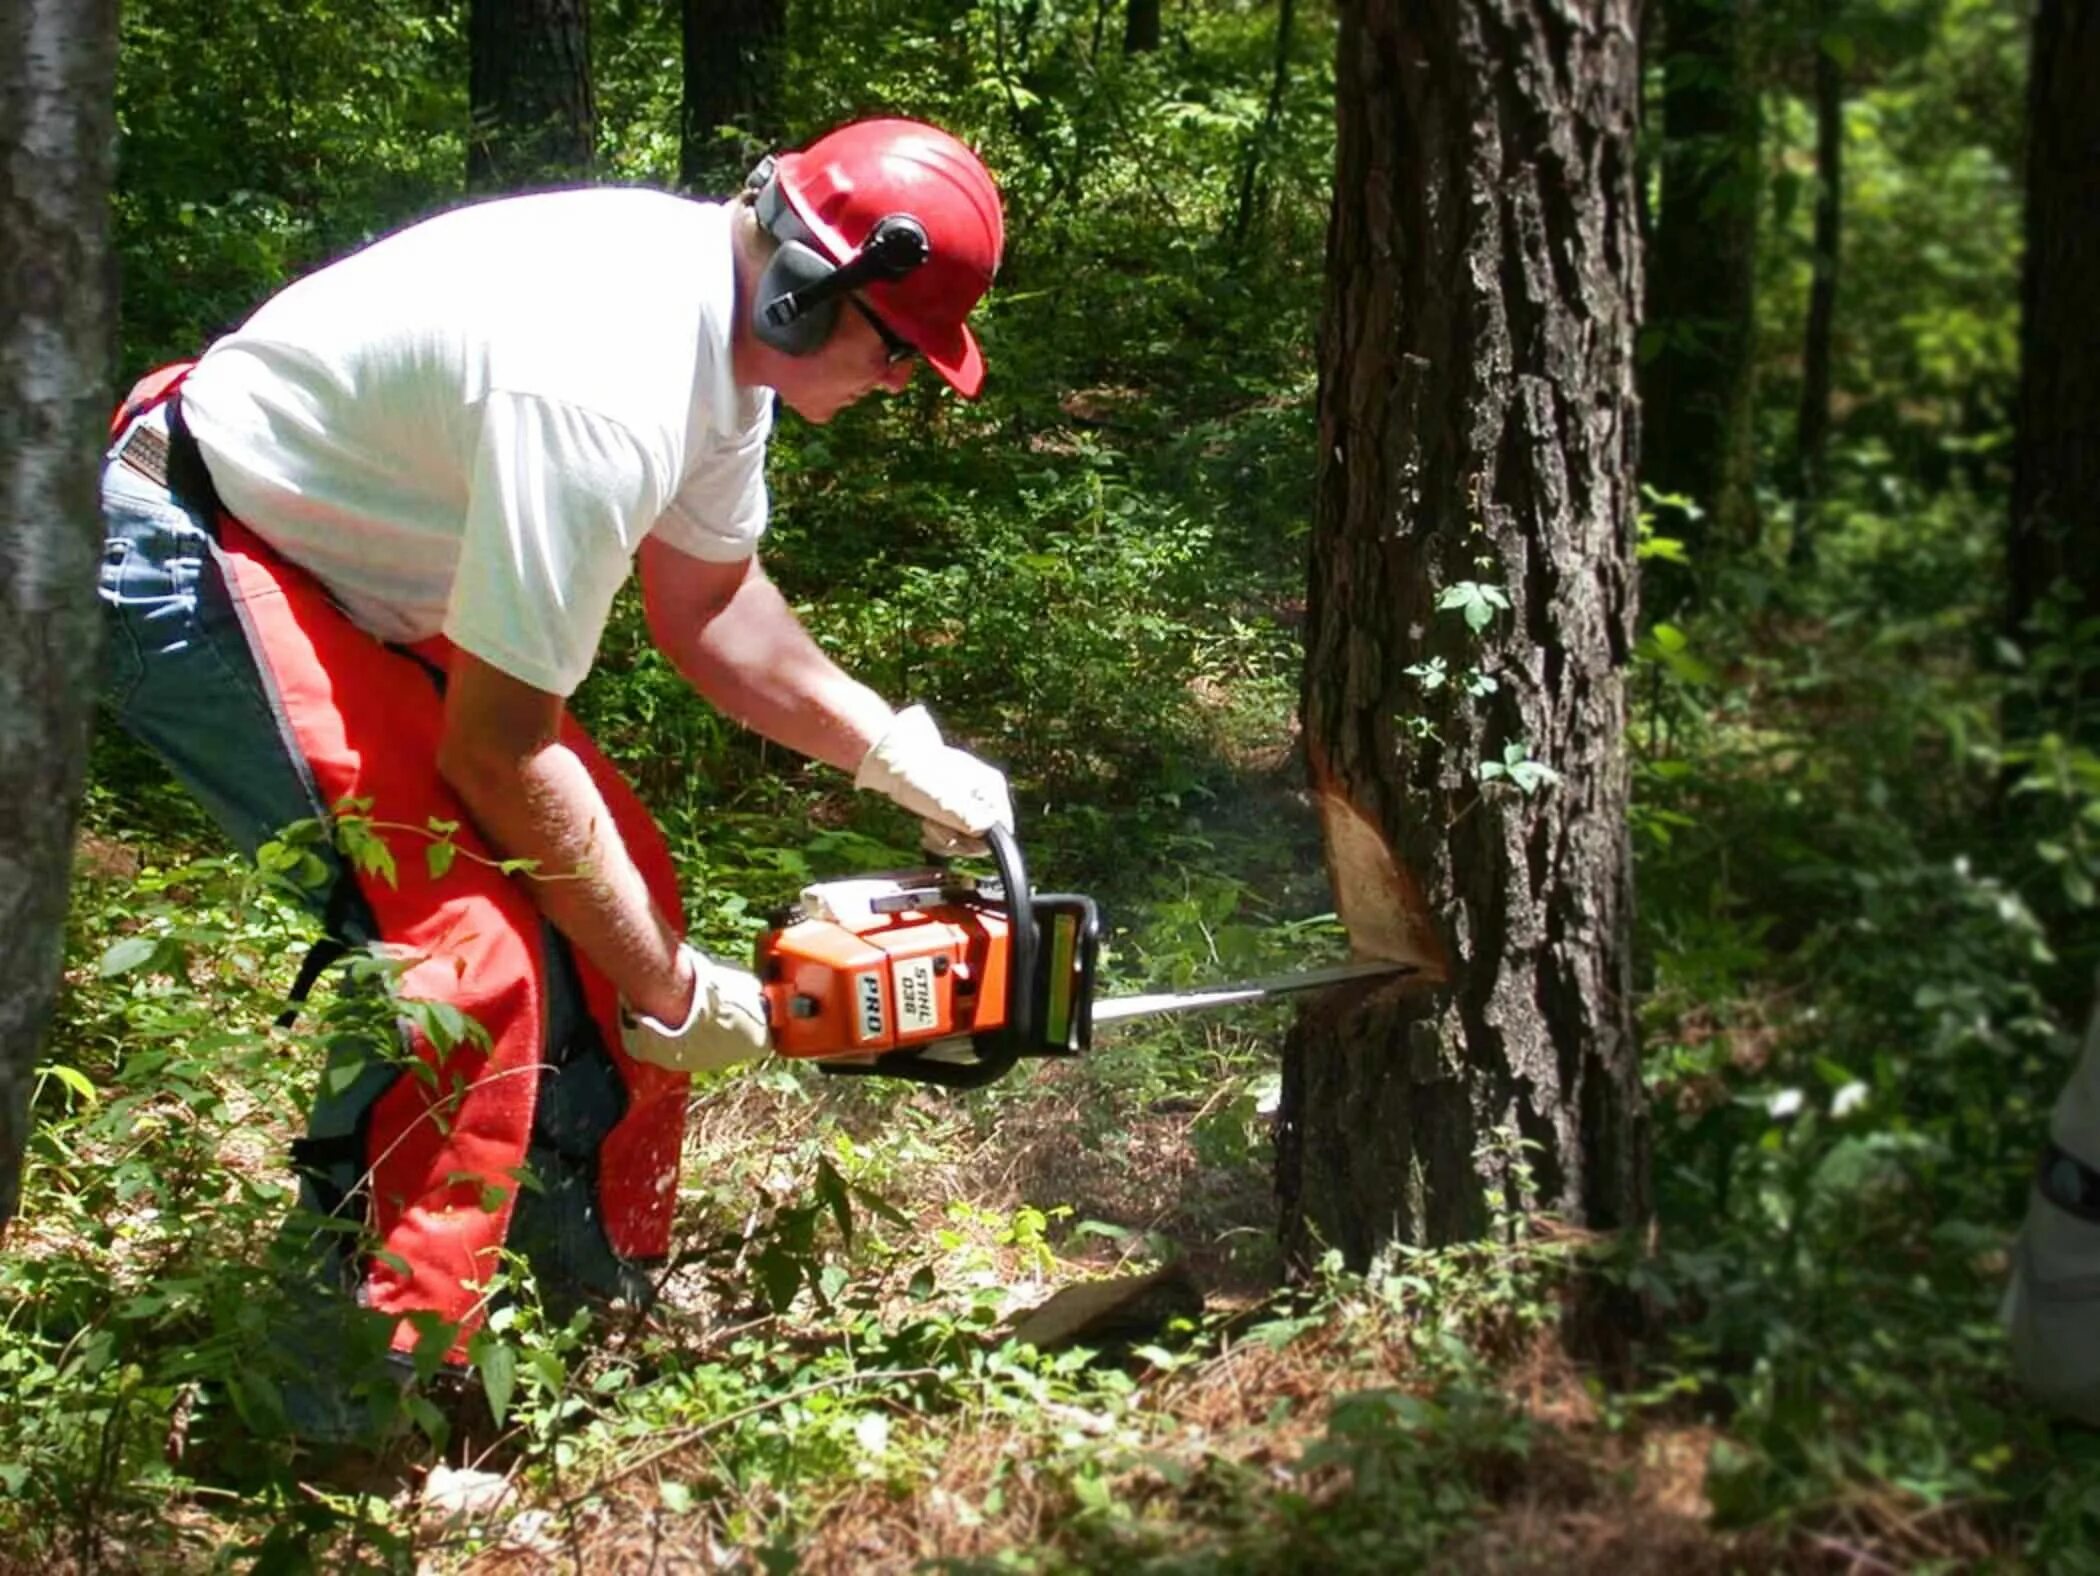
[754,827,1099,1088]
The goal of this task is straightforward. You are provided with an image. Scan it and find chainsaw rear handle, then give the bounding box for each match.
[818,822,1035,1089]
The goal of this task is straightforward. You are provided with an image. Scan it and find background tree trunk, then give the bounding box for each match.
[681,0,785,194]
[1227,0,1298,251]
[1642,0,1760,554]
[1124,0,1162,55]
[1277,0,1649,1291]
[2008,0,2100,690]
[0,0,120,1230]
[468,0,596,191]
[1792,18,1843,526]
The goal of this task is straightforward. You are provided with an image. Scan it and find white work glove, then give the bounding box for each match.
[854,704,1015,857]
[620,944,770,1074]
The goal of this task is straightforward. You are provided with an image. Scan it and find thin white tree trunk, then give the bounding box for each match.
[0,0,120,1229]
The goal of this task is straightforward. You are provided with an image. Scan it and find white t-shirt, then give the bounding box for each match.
[180,189,772,697]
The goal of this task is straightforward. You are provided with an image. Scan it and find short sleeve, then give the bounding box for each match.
[650,399,772,563]
[444,391,671,697]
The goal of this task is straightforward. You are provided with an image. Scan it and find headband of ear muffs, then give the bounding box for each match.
[747,155,931,358]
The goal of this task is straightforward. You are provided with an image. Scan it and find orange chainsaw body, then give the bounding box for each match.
[753,831,1099,1087]
[758,880,1014,1061]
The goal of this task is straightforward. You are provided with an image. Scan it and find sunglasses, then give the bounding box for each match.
[848,295,919,366]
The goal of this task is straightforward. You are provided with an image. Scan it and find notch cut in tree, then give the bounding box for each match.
[0,0,121,1231]
[1276,0,1650,1314]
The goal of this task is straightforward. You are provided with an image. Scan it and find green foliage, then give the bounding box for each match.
[114,0,465,369]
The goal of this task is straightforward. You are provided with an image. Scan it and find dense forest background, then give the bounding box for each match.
[7,0,2096,1569]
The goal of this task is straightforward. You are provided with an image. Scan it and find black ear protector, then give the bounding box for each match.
[747,155,931,357]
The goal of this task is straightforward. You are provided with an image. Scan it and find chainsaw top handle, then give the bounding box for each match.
[819,822,1036,1090]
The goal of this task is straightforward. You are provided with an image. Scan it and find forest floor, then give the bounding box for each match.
[5,725,2054,1575]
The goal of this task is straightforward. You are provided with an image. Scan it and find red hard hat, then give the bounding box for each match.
[769,118,1005,397]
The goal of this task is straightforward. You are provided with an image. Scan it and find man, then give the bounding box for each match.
[2006,985,2100,1426]
[98,118,1012,1408]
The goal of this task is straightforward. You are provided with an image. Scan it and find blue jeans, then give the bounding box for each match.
[100,405,339,872]
[98,410,652,1431]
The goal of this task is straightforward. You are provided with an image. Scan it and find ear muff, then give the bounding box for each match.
[753,239,844,357]
[747,154,932,358]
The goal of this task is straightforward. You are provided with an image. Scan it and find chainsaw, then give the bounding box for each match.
[754,825,1409,1087]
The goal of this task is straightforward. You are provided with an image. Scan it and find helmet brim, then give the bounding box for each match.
[917,319,985,399]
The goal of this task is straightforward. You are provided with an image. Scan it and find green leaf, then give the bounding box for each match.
[755,1243,803,1311]
[814,1156,855,1251]
[1436,581,1510,633]
[473,1333,516,1428]
[98,935,160,977]
[42,1063,99,1106]
[849,1180,910,1229]
[426,840,458,881]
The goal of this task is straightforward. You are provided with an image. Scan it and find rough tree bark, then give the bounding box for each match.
[468,0,596,192]
[2008,0,2100,684]
[1642,0,1760,551]
[1276,0,1649,1293]
[0,0,120,1230]
[681,0,785,194]
[1792,16,1843,523]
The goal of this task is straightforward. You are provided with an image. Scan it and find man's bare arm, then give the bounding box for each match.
[637,537,894,771]
[435,651,692,1025]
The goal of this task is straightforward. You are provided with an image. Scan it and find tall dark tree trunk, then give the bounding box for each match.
[1124,0,1162,54]
[468,0,596,192]
[0,0,120,1231]
[1276,0,1649,1309]
[1228,0,1298,251]
[1792,20,1843,524]
[681,0,785,195]
[1642,0,1760,553]
[2009,0,2100,699]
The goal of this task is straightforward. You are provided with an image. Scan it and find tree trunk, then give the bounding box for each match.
[681,0,785,195]
[0,0,120,1230]
[468,0,596,192]
[1792,21,1843,524]
[1124,0,1162,54]
[1227,0,1299,252]
[1277,0,1649,1293]
[1642,0,1759,553]
[2009,0,2100,688]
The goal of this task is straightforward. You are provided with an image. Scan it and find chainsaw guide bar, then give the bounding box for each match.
[753,826,1409,1088]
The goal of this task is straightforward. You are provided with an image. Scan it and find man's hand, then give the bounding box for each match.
[620,943,770,1073]
[854,705,1014,855]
